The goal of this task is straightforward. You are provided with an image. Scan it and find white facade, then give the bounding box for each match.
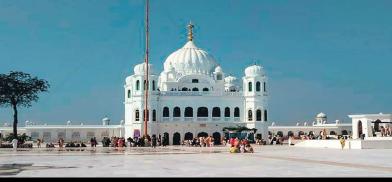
[348,113,392,139]
[269,112,352,137]
[123,25,269,144]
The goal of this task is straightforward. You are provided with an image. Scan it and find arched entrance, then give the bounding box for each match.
[358,120,363,138]
[163,132,169,146]
[288,131,294,137]
[173,132,181,145]
[374,119,381,132]
[184,132,193,140]
[212,132,221,145]
[197,132,208,138]
[342,130,348,135]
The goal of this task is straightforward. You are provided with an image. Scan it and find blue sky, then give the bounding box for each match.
[1,0,391,125]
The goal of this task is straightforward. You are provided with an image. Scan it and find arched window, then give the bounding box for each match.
[152,80,156,91]
[263,82,266,92]
[248,82,252,92]
[256,82,261,92]
[234,107,240,117]
[224,107,230,117]
[163,107,169,117]
[185,107,193,117]
[256,109,262,121]
[152,110,156,121]
[203,88,209,91]
[264,110,268,121]
[143,109,149,121]
[212,107,221,117]
[127,90,131,98]
[182,87,188,91]
[248,110,253,121]
[173,107,181,117]
[143,80,148,90]
[135,110,140,121]
[217,73,222,80]
[197,107,208,117]
[192,87,199,91]
[136,80,140,91]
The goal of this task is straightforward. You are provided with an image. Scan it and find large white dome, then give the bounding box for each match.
[163,41,218,75]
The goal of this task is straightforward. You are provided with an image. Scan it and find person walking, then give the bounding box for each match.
[152,135,157,148]
[12,138,18,150]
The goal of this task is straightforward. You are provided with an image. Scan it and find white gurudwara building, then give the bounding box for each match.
[1,23,391,149]
[124,23,269,144]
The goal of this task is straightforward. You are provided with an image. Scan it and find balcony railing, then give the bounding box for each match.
[159,91,243,97]
[184,117,193,122]
[162,117,170,122]
[212,117,221,121]
[173,117,180,122]
[197,117,208,121]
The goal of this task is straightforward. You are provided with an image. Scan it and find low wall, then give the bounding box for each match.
[294,139,392,149]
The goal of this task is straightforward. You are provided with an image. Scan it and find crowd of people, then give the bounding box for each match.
[379,126,392,137]
[182,136,215,147]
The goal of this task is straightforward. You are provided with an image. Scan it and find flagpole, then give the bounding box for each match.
[143,0,150,137]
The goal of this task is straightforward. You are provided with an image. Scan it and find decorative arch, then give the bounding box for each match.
[184,132,193,140]
[192,87,199,91]
[197,107,208,117]
[197,132,208,138]
[213,132,221,145]
[136,80,140,90]
[203,88,209,91]
[152,110,156,121]
[185,107,193,117]
[256,81,261,92]
[264,110,268,121]
[163,107,169,117]
[248,110,253,121]
[224,107,230,117]
[234,107,240,117]
[135,110,140,121]
[173,107,181,117]
[173,132,181,145]
[256,109,262,121]
[212,107,221,117]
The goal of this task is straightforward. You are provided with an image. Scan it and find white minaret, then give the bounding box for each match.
[124,62,159,139]
[213,65,225,92]
[243,64,268,140]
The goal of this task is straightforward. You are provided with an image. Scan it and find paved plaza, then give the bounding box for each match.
[1,145,392,177]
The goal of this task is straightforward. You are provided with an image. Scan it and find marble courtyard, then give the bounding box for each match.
[1,146,392,177]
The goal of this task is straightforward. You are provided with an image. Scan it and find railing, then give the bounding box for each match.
[224,117,231,122]
[212,117,221,121]
[172,117,180,122]
[234,117,240,122]
[159,91,243,97]
[162,117,170,122]
[197,117,208,121]
[184,117,193,122]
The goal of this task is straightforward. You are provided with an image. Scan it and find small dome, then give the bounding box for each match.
[134,62,155,75]
[224,76,237,84]
[245,65,264,77]
[214,66,223,73]
[316,112,327,118]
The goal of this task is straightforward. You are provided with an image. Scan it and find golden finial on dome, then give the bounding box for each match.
[187,21,194,41]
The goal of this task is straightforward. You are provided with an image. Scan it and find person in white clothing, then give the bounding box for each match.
[12,138,18,150]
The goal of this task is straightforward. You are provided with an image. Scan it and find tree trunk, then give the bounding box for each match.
[12,103,18,139]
